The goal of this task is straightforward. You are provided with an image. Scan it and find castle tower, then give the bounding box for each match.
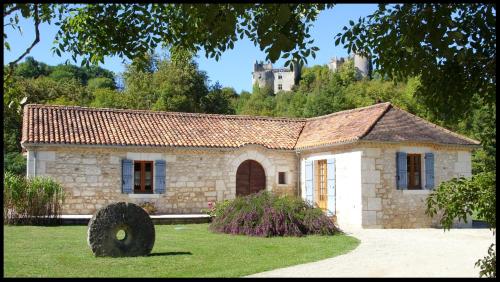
[328,56,346,72]
[328,53,372,80]
[353,53,372,79]
[251,60,300,94]
[252,61,274,90]
[291,60,302,85]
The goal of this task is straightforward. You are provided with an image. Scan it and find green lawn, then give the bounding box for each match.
[4,223,359,277]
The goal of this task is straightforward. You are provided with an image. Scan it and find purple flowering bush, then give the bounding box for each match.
[209,191,340,237]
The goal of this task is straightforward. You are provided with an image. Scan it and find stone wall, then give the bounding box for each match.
[360,143,473,228]
[273,70,296,92]
[25,141,474,226]
[298,142,474,229]
[26,145,297,215]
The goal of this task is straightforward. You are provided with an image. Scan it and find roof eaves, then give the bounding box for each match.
[294,137,360,151]
[20,142,297,151]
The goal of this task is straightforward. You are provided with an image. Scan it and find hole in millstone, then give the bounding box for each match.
[116,229,126,241]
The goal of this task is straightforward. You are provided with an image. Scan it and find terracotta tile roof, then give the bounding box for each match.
[294,103,392,149]
[362,106,481,146]
[21,105,306,150]
[21,103,480,150]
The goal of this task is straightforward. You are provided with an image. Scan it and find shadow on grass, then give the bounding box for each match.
[148,251,192,256]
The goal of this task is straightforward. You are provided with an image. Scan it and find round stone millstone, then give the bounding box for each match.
[87,202,155,257]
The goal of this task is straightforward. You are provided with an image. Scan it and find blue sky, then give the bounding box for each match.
[3,4,377,93]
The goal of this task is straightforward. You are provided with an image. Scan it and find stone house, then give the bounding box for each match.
[21,102,480,228]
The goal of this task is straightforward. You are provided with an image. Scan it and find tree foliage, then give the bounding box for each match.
[200,83,237,115]
[338,4,495,277]
[426,172,496,230]
[336,4,496,123]
[151,50,208,113]
[4,4,333,69]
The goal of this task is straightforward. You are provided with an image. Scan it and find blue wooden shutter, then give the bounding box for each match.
[425,153,435,190]
[396,152,407,190]
[122,159,133,194]
[326,158,336,216]
[305,160,314,204]
[155,160,166,194]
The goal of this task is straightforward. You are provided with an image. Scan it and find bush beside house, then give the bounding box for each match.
[209,191,340,237]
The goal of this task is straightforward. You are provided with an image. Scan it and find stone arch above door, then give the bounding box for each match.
[229,148,275,193]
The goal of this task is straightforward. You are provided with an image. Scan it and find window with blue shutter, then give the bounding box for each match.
[326,158,336,216]
[122,159,133,194]
[305,160,314,204]
[396,152,408,190]
[425,153,435,190]
[155,160,166,194]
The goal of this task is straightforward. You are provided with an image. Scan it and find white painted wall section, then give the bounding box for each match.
[300,150,363,229]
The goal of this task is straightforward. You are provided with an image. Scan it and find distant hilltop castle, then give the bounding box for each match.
[252,53,372,94]
[328,53,372,79]
[252,61,301,94]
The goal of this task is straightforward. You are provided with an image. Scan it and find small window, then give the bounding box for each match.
[134,161,154,194]
[278,172,286,184]
[278,74,282,79]
[407,154,422,190]
[278,84,283,90]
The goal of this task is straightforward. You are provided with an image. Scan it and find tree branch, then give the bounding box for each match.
[6,4,40,79]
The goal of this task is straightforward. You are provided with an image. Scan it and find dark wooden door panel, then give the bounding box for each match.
[236,160,266,196]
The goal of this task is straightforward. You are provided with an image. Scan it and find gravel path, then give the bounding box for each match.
[248,228,495,278]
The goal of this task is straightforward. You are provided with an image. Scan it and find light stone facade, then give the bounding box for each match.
[298,142,474,229]
[25,141,473,229]
[26,144,298,215]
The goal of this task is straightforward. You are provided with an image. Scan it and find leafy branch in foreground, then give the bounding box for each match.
[4,3,333,69]
[426,172,496,278]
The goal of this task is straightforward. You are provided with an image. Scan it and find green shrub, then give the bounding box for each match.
[4,152,27,176]
[209,191,340,237]
[4,172,65,225]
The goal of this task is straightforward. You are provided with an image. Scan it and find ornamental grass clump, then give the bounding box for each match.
[209,191,340,237]
[4,172,65,225]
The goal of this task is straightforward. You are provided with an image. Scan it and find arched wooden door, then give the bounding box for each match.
[236,160,266,196]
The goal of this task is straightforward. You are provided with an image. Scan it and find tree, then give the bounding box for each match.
[303,89,335,118]
[48,64,88,85]
[87,77,116,93]
[200,82,236,114]
[4,4,333,71]
[151,49,209,113]
[426,172,496,278]
[274,91,294,117]
[233,91,251,114]
[336,4,496,123]
[239,83,275,116]
[90,88,130,109]
[13,56,51,78]
[122,55,156,110]
[338,4,496,277]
